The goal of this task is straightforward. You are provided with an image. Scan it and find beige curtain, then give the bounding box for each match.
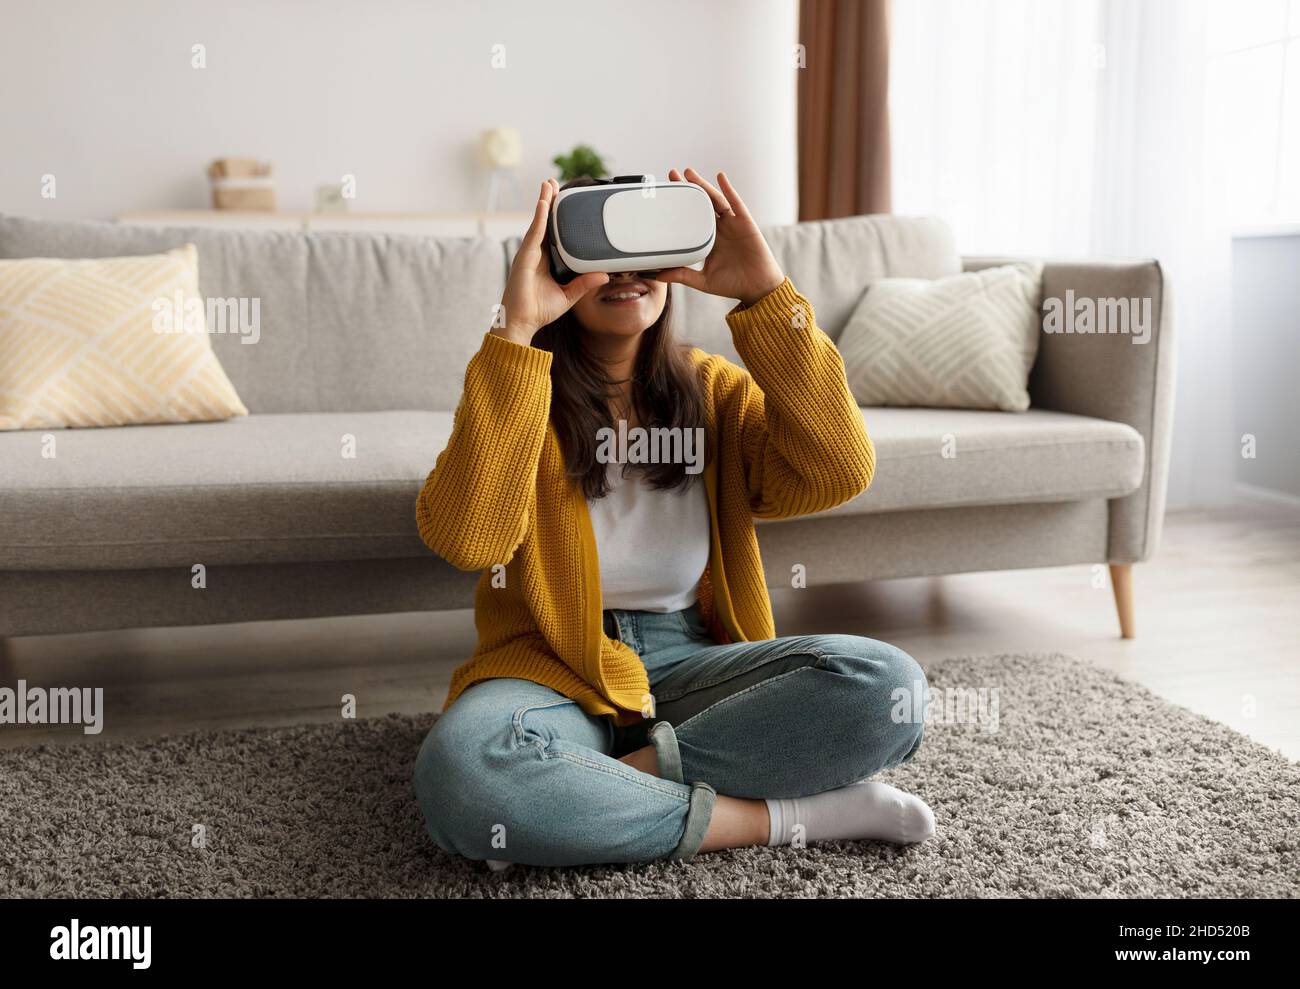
[797,0,892,220]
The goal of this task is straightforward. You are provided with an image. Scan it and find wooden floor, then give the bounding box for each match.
[3,500,1298,759]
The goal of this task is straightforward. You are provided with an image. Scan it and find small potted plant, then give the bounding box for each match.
[552,145,609,182]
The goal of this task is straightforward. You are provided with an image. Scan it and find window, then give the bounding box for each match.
[1207,0,1300,226]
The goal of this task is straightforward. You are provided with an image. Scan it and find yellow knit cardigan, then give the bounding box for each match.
[416,278,875,727]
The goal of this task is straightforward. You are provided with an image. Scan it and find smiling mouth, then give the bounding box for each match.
[600,281,650,303]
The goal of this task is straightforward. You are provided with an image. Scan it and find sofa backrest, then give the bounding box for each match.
[0,215,505,414]
[0,212,958,414]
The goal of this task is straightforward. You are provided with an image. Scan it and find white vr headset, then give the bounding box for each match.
[547,175,717,283]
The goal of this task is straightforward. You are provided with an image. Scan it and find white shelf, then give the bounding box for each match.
[115,210,532,238]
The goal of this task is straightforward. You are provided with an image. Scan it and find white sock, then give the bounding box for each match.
[765,781,936,847]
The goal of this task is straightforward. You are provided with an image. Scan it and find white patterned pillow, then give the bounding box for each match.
[0,244,248,430]
[838,262,1044,412]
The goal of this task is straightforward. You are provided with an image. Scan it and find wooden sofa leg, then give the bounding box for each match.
[1109,564,1136,639]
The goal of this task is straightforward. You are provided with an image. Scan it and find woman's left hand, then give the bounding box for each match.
[655,167,786,308]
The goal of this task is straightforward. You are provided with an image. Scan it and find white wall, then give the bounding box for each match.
[0,0,798,224]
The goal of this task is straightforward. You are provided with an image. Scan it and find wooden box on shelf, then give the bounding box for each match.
[207,158,277,211]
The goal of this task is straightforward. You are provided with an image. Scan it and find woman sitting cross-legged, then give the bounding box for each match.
[412,167,935,869]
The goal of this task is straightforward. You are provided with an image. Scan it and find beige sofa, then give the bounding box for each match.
[0,213,1172,639]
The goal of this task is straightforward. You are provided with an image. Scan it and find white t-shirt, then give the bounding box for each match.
[587,461,711,613]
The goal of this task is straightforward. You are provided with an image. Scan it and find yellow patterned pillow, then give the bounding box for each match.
[0,244,248,430]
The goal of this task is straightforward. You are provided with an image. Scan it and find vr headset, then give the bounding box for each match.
[547,175,717,284]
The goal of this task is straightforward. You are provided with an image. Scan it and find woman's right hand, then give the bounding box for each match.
[493,178,610,347]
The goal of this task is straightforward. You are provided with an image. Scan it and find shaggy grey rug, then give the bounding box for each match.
[2,653,1297,898]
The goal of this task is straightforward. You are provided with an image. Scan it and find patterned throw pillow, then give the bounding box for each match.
[0,244,248,429]
[838,262,1045,412]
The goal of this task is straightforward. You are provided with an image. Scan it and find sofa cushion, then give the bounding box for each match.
[0,406,1144,571]
[0,412,444,570]
[813,407,1145,519]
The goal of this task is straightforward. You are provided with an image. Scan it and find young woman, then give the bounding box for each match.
[413,168,934,869]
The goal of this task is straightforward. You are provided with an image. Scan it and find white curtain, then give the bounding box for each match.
[891,0,1237,510]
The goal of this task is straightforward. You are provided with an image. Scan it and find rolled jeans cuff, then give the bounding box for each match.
[648,719,685,784]
[667,780,717,862]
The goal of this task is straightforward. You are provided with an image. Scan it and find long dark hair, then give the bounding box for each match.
[532,178,706,499]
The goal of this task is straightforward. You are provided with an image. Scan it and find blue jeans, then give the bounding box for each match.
[413,601,929,867]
